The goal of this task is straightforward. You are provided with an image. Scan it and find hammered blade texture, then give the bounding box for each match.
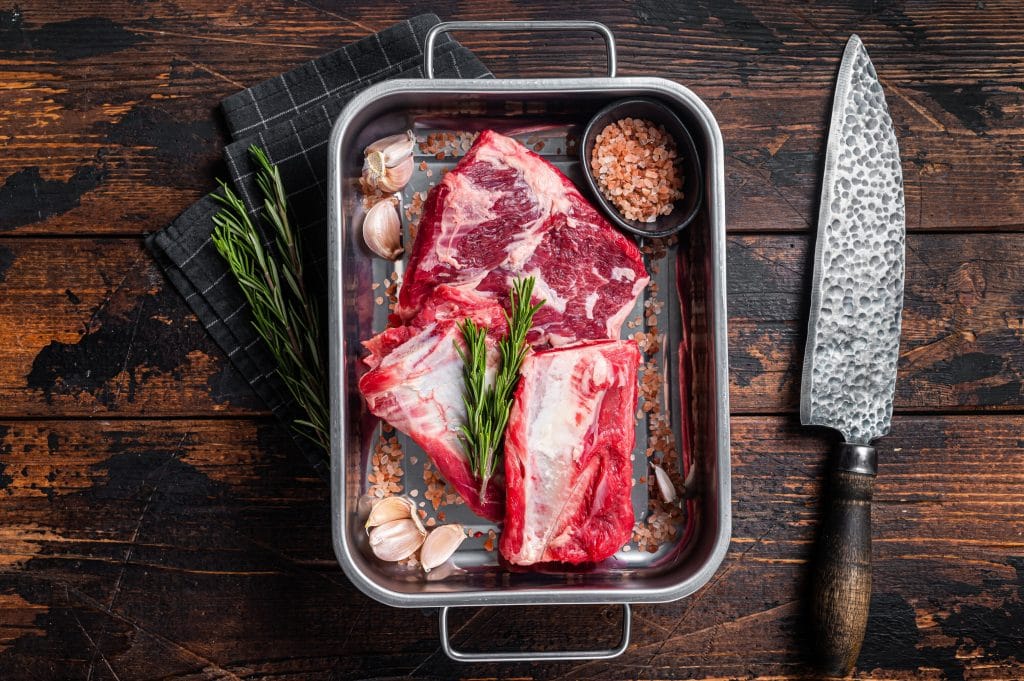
[801,35,905,445]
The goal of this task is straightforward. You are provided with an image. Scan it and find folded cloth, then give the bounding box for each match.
[146,15,491,474]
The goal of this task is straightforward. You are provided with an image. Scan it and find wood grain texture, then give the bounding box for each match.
[728,232,1024,412]
[1,416,1022,680]
[0,233,1017,417]
[1,0,1022,235]
[0,1,1021,679]
[0,238,262,416]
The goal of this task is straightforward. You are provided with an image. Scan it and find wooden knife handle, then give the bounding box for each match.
[811,443,876,677]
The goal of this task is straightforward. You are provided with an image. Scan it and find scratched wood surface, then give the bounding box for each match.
[0,1,1022,680]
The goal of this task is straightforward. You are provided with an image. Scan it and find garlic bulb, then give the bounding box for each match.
[368,518,426,562]
[652,464,677,503]
[420,524,466,572]
[362,197,403,260]
[363,131,416,193]
[365,495,416,531]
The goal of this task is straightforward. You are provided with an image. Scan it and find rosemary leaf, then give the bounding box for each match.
[211,145,329,453]
[457,277,545,498]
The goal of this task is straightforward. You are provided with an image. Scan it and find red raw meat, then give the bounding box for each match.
[358,286,507,521]
[500,340,640,565]
[398,130,649,347]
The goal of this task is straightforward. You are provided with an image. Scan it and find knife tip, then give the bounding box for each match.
[841,34,868,66]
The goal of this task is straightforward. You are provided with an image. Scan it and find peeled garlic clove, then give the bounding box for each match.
[363,130,416,193]
[652,464,677,503]
[362,197,403,260]
[365,495,415,531]
[420,524,466,572]
[368,518,425,562]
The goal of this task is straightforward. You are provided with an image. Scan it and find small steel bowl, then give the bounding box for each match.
[580,98,703,238]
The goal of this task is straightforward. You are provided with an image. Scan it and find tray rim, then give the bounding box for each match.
[327,75,731,608]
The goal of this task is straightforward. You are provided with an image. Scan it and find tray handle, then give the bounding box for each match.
[424,20,617,79]
[438,604,631,663]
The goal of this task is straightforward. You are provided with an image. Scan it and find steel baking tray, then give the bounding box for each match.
[327,21,730,662]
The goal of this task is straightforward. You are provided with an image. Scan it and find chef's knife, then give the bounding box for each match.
[801,34,905,676]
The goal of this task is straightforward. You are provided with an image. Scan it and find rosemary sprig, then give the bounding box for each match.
[456,277,544,498]
[211,145,329,452]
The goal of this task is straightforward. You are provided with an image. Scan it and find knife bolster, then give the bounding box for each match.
[836,443,877,476]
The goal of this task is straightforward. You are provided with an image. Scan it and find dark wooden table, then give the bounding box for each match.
[2,1,1022,679]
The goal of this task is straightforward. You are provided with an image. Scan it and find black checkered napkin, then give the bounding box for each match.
[146,15,491,473]
[221,15,464,138]
[223,42,490,286]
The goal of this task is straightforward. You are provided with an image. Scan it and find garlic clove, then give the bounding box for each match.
[375,155,414,193]
[424,560,459,582]
[362,197,403,260]
[356,494,376,521]
[365,495,415,531]
[410,509,427,535]
[365,131,415,166]
[363,130,416,193]
[368,518,426,562]
[420,524,466,572]
[652,464,677,503]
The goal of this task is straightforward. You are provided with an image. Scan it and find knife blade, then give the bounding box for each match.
[801,34,905,676]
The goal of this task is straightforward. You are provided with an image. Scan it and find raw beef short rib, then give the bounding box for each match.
[358,286,507,521]
[500,340,640,565]
[361,130,649,524]
[398,130,649,348]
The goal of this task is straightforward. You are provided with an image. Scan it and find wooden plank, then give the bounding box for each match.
[0,238,263,416]
[0,232,1017,416]
[1,1,1022,235]
[1,3,1021,678]
[0,415,1021,679]
[728,232,1024,412]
